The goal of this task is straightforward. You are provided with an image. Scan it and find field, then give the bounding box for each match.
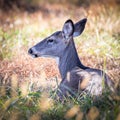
[0,0,120,120]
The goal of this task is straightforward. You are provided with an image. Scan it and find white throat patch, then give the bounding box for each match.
[55,57,60,66]
[41,55,60,66]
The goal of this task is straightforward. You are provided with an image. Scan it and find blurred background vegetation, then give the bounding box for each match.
[0,0,120,120]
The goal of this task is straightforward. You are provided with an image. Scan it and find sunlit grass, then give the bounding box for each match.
[76,31,120,58]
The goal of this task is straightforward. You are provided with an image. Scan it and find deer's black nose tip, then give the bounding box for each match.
[28,48,33,54]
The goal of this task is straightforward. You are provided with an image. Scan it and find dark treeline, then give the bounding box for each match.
[0,0,120,10]
[0,0,34,10]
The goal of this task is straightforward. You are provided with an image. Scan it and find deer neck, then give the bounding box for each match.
[59,40,88,80]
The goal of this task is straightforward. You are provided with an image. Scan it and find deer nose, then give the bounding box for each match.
[28,48,38,58]
[28,48,33,54]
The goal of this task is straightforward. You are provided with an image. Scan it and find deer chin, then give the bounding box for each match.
[30,54,39,58]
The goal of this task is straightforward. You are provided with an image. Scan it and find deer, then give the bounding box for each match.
[28,18,115,99]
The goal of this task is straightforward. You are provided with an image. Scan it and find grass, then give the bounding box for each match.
[76,31,120,59]
[0,82,120,120]
[0,28,29,59]
[0,1,120,120]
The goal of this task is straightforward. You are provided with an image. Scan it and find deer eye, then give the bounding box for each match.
[47,39,54,44]
[47,39,54,45]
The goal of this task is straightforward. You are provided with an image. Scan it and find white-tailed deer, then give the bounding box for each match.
[28,18,115,99]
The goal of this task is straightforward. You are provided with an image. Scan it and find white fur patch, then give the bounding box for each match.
[41,55,60,66]
[55,57,60,65]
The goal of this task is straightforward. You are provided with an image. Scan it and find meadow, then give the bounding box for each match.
[0,0,120,120]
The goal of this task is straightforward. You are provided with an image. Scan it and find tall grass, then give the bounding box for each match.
[0,76,120,120]
[0,29,28,60]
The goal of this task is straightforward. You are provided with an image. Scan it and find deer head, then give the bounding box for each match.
[28,18,87,59]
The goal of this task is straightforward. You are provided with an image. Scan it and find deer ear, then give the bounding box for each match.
[73,18,87,37]
[62,19,74,38]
